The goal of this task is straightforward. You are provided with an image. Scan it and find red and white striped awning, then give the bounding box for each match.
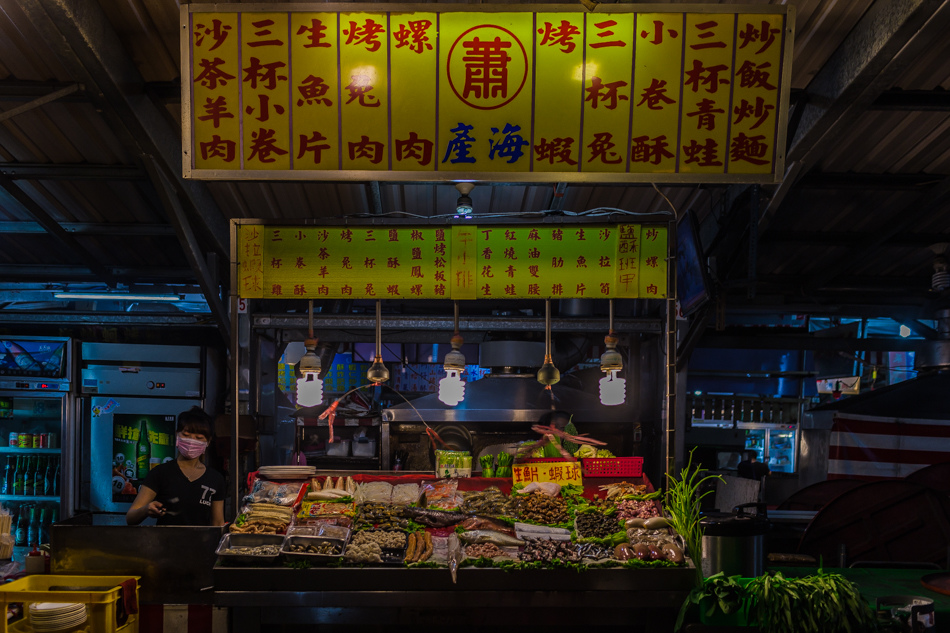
[829,413,950,480]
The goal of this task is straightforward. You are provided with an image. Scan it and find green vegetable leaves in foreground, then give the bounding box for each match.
[664,448,722,579]
[677,569,879,633]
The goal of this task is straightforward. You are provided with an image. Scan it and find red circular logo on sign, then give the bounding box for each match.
[447,25,528,111]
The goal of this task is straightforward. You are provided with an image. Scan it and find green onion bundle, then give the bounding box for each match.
[479,454,495,477]
[664,449,722,579]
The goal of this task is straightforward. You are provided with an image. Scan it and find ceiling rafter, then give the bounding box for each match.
[0,163,145,181]
[0,173,117,286]
[788,0,950,168]
[18,0,230,261]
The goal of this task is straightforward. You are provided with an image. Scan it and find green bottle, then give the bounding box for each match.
[12,457,23,496]
[23,457,33,496]
[135,419,151,480]
[34,456,46,497]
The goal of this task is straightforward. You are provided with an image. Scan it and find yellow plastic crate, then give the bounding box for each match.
[0,575,140,633]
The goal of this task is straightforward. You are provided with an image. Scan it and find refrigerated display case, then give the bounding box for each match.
[0,336,75,560]
[81,343,203,515]
[739,423,798,474]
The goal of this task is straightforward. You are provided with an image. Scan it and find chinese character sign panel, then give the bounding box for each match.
[185,5,792,183]
[235,223,668,300]
[513,461,583,486]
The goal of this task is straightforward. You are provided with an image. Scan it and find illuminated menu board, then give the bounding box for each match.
[235,223,668,300]
[184,5,792,183]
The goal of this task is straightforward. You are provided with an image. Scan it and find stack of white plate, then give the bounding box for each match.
[258,465,316,479]
[28,602,87,631]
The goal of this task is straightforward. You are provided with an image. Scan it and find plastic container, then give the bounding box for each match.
[352,439,376,457]
[0,574,140,633]
[581,457,644,477]
[326,439,350,457]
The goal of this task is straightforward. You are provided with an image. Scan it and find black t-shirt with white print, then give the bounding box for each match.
[142,460,225,526]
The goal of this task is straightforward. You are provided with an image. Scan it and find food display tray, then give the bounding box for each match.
[281,535,347,563]
[354,530,408,566]
[215,533,285,566]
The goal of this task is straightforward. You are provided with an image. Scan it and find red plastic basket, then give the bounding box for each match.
[581,457,644,477]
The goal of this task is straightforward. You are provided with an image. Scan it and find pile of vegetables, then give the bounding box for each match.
[678,570,879,633]
[664,449,721,577]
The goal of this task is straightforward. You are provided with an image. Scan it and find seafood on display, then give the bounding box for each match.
[599,482,648,499]
[519,492,570,525]
[464,543,508,559]
[406,532,433,563]
[404,506,467,527]
[457,530,525,547]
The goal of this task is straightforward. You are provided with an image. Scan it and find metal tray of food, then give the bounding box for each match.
[215,532,285,565]
[281,535,347,562]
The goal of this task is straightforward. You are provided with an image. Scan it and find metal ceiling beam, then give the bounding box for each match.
[763,231,950,247]
[788,0,949,167]
[0,163,145,181]
[0,222,174,236]
[0,173,117,286]
[804,175,950,291]
[697,331,922,353]
[253,314,662,334]
[145,156,230,344]
[0,83,81,123]
[870,89,950,111]
[20,0,230,258]
[795,171,942,190]
[0,311,210,326]
[0,264,193,282]
[0,80,88,102]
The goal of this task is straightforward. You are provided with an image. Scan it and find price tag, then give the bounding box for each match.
[237,297,248,314]
[512,461,583,486]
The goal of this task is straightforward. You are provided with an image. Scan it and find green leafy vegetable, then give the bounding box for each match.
[479,454,495,478]
[562,421,580,456]
[664,448,722,580]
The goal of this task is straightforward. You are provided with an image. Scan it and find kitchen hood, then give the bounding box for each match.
[382,341,636,424]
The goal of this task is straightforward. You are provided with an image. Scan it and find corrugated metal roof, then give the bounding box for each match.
[0,0,946,320]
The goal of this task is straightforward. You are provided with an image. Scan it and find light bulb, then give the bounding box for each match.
[599,369,626,406]
[438,369,466,406]
[367,355,390,384]
[297,372,324,407]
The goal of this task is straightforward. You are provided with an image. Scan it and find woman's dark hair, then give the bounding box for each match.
[177,406,214,440]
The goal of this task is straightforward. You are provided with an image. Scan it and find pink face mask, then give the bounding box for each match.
[176,435,208,459]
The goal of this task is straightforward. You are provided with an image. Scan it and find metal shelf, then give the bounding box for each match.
[0,448,60,454]
[0,495,59,502]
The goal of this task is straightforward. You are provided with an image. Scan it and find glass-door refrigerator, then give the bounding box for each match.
[80,343,203,516]
[0,336,75,561]
[738,423,798,474]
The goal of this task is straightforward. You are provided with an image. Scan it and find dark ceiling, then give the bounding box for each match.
[0,0,949,342]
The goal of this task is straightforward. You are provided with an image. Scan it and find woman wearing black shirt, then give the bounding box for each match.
[126,407,225,526]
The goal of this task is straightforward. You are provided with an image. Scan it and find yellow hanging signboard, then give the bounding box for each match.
[234,222,668,300]
[184,5,793,183]
[512,461,583,487]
